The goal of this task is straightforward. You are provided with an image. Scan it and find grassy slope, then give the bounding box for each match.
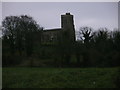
[2,67,118,88]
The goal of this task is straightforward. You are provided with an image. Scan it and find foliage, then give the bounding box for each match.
[2,15,43,66]
[77,27,120,67]
[2,15,43,56]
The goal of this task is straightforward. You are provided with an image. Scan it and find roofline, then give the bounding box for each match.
[43,28,62,32]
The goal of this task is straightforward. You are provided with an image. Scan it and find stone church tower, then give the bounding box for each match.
[42,13,76,43]
[61,13,75,42]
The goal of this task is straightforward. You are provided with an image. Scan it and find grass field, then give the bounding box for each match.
[2,67,118,88]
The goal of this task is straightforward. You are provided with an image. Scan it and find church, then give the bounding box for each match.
[41,13,76,43]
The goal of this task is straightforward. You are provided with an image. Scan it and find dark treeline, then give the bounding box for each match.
[2,15,43,66]
[75,27,120,67]
[2,15,120,67]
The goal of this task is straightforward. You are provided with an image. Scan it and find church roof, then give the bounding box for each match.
[43,28,61,32]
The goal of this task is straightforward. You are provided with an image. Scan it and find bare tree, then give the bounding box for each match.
[2,15,43,56]
[79,27,93,44]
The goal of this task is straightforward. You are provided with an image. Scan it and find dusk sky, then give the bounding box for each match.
[2,2,118,31]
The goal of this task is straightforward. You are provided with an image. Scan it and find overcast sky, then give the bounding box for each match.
[2,2,118,31]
